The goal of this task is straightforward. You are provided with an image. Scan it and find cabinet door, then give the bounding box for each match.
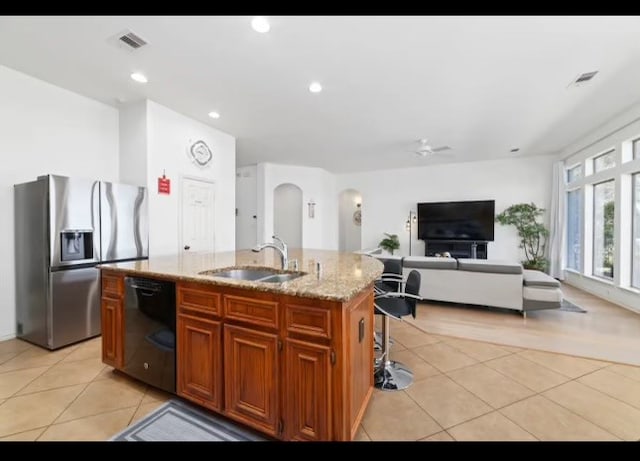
[177,314,222,411]
[224,324,279,437]
[284,338,331,441]
[101,297,123,369]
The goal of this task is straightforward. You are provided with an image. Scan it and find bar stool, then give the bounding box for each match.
[373,270,422,391]
[373,258,403,351]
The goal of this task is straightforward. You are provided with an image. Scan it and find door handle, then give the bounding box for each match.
[184,245,190,250]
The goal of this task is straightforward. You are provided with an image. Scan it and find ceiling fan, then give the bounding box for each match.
[413,138,453,157]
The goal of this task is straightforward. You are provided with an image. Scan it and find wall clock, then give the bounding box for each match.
[188,140,213,166]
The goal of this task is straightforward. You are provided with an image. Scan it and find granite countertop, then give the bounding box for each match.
[99,249,383,302]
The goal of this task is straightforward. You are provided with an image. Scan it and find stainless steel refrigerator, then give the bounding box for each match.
[14,174,148,350]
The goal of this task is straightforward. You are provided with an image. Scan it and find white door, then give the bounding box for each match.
[181,177,215,253]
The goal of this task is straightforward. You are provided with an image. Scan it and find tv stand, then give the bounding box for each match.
[424,240,487,259]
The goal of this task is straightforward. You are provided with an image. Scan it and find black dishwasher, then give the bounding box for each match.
[123,276,176,393]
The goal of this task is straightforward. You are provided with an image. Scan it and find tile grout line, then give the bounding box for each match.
[604,364,640,383]
[445,405,540,441]
[538,370,623,440]
[541,374,640,439]
[523,392,621,441]
[411,302,640,367]
[514,350,610,380]
[400,388,447,438]
[406,322,525,362]
[428,340,634,440]
[38,405,141,441]
[1,364,53,399]
[47,380,95,427]
[480,358,569,394]
[127,386,152,427]
[572,368,640,412]
[1,425,48,441]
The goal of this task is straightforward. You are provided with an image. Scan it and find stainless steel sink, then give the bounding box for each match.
[206,268,277,281]
[258,273,303,283]
[198,267,305,284]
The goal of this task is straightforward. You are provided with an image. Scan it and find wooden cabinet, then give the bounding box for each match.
[176,283,223,412]
[284,338,331,441]
[224,324,279,437]
[101,270,375,441]
[101,272,124,369]
[177,314,222,411]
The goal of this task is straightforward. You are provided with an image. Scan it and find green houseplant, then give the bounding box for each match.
[495,202,549,271]
[378,233,400,255]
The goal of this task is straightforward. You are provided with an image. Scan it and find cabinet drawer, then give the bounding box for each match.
[102,273,123,298]
[178,284,221,316]
[285,304,331,340]
[224,295,278,329]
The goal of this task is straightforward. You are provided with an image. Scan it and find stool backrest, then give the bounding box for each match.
[405,270,421,318]
[382,258,403,291]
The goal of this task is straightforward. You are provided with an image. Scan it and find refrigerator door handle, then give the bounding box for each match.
[91,181,101,261]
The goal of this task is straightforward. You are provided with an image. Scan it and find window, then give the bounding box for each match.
[633,174,640,288]
[593,150,616,173]
[566,189,582,271]
[593,180,615,279]
[634,139,640,160]
[567,164,583,183]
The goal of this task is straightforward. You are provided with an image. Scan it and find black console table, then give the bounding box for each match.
[424,240,487,259]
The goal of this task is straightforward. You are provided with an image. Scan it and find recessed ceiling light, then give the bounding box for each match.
[208,111,220,119]
[309,82,322,93]
[130,72,148,83]
[251,17,270,33]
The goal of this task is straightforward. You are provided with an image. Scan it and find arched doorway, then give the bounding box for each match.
[273,183,303,248]
[338,189,362,252]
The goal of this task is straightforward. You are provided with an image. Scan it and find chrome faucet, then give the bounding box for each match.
[252,235,289,270]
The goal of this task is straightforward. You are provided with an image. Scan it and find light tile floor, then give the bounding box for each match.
[1,313,640,440]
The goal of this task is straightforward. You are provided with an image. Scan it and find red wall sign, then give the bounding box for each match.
[158,176,171,195]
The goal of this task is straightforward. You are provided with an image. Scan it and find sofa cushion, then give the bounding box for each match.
[403,256,457,270]
[523,269,561,288]
[457,258,523,275]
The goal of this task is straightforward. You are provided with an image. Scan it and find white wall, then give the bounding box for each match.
[235,165,258,250]
[0,65,119,340]
[338,189,362,251]
[145,101,236,255]
[119,100,147,186]
[257,163,338,250]
[273,183,303,248]
[336,155,556,261]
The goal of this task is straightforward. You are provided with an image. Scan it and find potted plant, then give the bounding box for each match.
[378,233,400,255]
[495,202,549,271]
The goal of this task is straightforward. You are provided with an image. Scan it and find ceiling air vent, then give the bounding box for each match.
[569,71,598,87]
[118,31,147,50]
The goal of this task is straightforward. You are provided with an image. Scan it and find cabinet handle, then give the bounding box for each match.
[278,339,283,351]
[330,350,336,366]
[358,318,365,343]
[278,419,284,434]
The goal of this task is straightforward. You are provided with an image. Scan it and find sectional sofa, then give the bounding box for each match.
[374,255,562,316]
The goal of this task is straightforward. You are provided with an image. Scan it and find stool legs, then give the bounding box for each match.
[374,314,413,391]
[374,330,394,351]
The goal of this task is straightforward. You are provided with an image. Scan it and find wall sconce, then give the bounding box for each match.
[308,199,316,219]
[353,203,362,226]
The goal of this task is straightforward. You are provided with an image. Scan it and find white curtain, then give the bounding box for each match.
[548,161,566,279]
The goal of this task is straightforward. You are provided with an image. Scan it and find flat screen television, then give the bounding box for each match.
[417,200,495,242]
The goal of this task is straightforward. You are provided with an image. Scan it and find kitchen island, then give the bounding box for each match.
[99,249,383,441]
